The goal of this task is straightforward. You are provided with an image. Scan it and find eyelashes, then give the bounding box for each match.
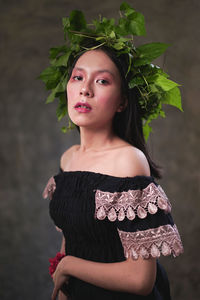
[71,75,109,85]
[97,79,109,85]
[72,75,82,81]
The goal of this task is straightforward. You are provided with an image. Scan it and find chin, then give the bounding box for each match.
[70,118,92,128]
[69,114,93,127]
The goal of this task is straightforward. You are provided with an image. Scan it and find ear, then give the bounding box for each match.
[117,97,128,112]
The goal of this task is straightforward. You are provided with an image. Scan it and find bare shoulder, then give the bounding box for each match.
[115,145,150,177]
[60,144,79,170]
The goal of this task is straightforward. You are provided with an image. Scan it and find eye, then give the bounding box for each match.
[72,75,83,81]
[97,79,109,85]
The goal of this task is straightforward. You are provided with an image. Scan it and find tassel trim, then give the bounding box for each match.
[42,176,56,200]
[95,183,171,222]
[117,224,184,260]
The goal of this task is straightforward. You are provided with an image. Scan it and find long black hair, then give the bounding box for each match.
[67,41,162,179]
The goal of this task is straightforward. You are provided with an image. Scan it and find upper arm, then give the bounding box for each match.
[114,147,156,293]
[115,148,154,292]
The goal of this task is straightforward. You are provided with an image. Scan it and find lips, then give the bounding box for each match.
[74,102,92,113]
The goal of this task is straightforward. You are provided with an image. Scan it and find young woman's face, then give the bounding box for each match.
[66,50,124,131]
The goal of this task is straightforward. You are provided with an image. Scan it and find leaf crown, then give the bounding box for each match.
[38,2,183,140]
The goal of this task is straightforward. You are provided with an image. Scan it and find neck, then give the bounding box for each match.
[79,125,116,152]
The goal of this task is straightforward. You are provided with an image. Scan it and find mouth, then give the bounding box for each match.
[74,102,92,112]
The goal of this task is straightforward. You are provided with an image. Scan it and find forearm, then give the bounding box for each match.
[62,255,156,295]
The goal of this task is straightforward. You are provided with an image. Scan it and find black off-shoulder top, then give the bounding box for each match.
[44,170,183,300]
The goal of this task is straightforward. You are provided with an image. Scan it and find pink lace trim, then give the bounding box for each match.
[95,183,171,222]
[42,176,56,200]
[42,177,62,232]
[117,224,184,260]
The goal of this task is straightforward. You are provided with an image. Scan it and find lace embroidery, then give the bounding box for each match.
[95,183,171,222]
[42,176,56,200]
[117,224,183,260]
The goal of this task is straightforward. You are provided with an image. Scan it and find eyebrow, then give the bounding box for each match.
[73,67,115,78]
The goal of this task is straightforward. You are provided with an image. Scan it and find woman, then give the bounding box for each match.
[41,4,183,300]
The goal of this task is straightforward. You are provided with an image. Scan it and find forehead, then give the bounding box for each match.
[74,50,120,76]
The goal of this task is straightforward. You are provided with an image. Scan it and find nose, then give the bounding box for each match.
[80,83,94,97]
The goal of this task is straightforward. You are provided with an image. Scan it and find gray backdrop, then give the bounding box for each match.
[1,0,199,299]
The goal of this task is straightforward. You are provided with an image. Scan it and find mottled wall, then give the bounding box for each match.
[0,0,199,299]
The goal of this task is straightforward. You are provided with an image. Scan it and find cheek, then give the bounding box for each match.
[98,90,121,110]
[66,83,78,103]
[66,84,78,120]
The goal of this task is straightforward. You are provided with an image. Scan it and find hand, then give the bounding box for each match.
[58,290,68,300]
[51,257,70,300]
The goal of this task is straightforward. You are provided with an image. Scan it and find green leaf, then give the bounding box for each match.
[129,76,146,88]
[134,43,170,66]
[109,31,116,39]
[46,75,68,103]
[128,72,171,89]
[38,66,60,83]
[113,42,125,50]
[117,11,145,36]
[120,2,135,17]
[63,10,87,40]
[62,17,70,30]
[46,89,57,103]
[49,45,68,60]
[95,36,106,41]
[38,66,62,90]
[137,64,169,80]
[52,52,71,67]
[69,10,87,31]
[71,43,81,52]
[127,12,146,36]
[61,126,67,133]
[148,84,159,93]
[62,17,70,40]
[102,17,115,27]
[162,86,183,111]
[160,109,166,118]
[56,94,67,121]
[56,76,68,93]
[155,75,179,91]
[142,121,152,141]
[93,18,102,32]
[119,3,145,36]
[116,18,127,35]
[94,17,115,36]
[61,119,76,133]
[117,36,131,43]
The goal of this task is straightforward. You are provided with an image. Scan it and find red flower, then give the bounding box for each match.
[49,252,65,277]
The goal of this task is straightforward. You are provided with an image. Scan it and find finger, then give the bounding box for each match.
[51,286,59,300]
[55,226,62,233]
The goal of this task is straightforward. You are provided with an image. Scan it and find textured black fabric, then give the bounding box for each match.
[49,170,172,300]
